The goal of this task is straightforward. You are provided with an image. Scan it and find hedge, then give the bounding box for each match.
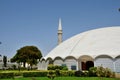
[23,71,48,77]
[0,70,75,78]
[23,70,75,77]
[0,73,14,79]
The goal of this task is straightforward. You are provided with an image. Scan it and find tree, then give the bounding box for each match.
[11,46,42,68]
[3,56,7,67]
[119,8,120,12]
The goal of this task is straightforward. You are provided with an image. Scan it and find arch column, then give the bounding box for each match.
[114,56,120,73]
[77,59,82,70]
[113,59,116,72]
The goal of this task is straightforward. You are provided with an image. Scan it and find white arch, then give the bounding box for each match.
[94,55,114,71]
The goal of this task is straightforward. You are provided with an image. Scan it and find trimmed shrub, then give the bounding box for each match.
[47,70,56,80]
[47,64,68,70]
[55,65,63,70]
[55,69,60,76]
[62,66,68,70]
[74,70,83,77]
[75,70,89,77]
[48,64,55,70]
[82,71,89,77]
[89,67,97,77]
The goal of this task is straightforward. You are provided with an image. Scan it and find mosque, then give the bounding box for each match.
[38,19,120,73]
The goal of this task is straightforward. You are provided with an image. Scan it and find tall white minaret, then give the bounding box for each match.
[58,18,63,45]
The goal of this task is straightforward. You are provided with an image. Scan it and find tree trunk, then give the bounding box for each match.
[23,62,26,67]
[3,56,7,67]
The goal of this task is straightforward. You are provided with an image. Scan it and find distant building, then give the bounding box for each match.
[0,56,18,69]
[0,56,3,69]
[38,19,120,72]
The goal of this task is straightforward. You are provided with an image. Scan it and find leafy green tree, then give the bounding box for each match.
[11,46,42,68]
[3,56,7,67]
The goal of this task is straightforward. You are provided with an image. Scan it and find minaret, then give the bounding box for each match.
[58,18,63,45]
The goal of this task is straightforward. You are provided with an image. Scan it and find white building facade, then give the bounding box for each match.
[38,21,120,72]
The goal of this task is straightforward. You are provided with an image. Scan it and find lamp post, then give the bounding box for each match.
[0,42,1,56]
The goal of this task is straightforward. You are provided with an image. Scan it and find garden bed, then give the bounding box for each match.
[0,77,119,80]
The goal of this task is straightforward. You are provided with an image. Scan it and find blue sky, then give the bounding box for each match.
[0,0,120,57]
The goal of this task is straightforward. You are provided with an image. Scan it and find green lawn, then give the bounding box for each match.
[0,77,119,80]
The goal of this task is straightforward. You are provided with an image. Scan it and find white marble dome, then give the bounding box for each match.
[45,26,120,60]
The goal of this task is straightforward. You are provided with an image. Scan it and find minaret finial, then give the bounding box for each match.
[58,18,62,30]
[58,18,63,45]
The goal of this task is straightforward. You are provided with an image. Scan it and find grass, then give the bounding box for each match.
[0,70,40,73]
[0,77,119,80]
